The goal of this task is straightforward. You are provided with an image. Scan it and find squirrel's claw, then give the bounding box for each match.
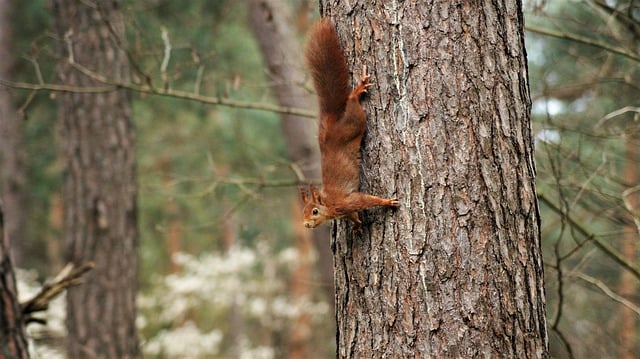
[360,65,372,91]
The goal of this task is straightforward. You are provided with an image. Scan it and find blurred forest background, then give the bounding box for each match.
[0,0,638,358]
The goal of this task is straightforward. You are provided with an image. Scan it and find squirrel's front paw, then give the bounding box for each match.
[359,65,372,91]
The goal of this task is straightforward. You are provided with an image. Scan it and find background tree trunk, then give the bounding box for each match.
[0,202,29,358]
[246,0,334,307]
[322,1,548,357]
[0,0,27,267]
[52,0,140,358]
[619,133,639,359]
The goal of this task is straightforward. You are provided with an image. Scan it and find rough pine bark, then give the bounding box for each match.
[321,1,548,357]
[0,203,29,358]
[52,1,140,358]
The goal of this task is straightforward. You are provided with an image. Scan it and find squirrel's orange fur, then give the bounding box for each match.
[300,19,399,230]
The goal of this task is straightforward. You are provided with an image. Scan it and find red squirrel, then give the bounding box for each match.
[299,19,399,230]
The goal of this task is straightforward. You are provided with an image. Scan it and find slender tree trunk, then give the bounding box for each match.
[620,133,639,359]
[321,1,548,357]
[0,0,27,267]
[166,205,183,274]
[289,200,313,359]
[246,0,334,307]
[47,194,64,271]
[52,1,140,358]
[156,158,182,273]
[221,200,244,355]
[0,202,29,358]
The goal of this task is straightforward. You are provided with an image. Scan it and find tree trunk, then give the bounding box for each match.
[289,200,313,359]
[0,202,29,358]
[321,1,549,357]
[246,0,335,307]
[52,1,140,358]
[619,133,639,359]
[0,0,27,267]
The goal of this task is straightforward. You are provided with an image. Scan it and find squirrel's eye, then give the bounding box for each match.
[312,208,319,215]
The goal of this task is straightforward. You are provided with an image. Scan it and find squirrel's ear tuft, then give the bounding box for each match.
[299,187,309,204]
[310,184,322,205]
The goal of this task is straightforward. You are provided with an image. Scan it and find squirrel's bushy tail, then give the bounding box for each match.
[304,19,350,117]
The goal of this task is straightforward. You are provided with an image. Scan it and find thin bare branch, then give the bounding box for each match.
[588,0,640,39]
[0,77,316,118]
[526,24,640,63]
[194,65,204,94]
[539,193,640,281]
[575,272,640,317]
[596,106,640,128]
[160,27,171,88]
[21,262,95,324]
[0,79,115,93]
